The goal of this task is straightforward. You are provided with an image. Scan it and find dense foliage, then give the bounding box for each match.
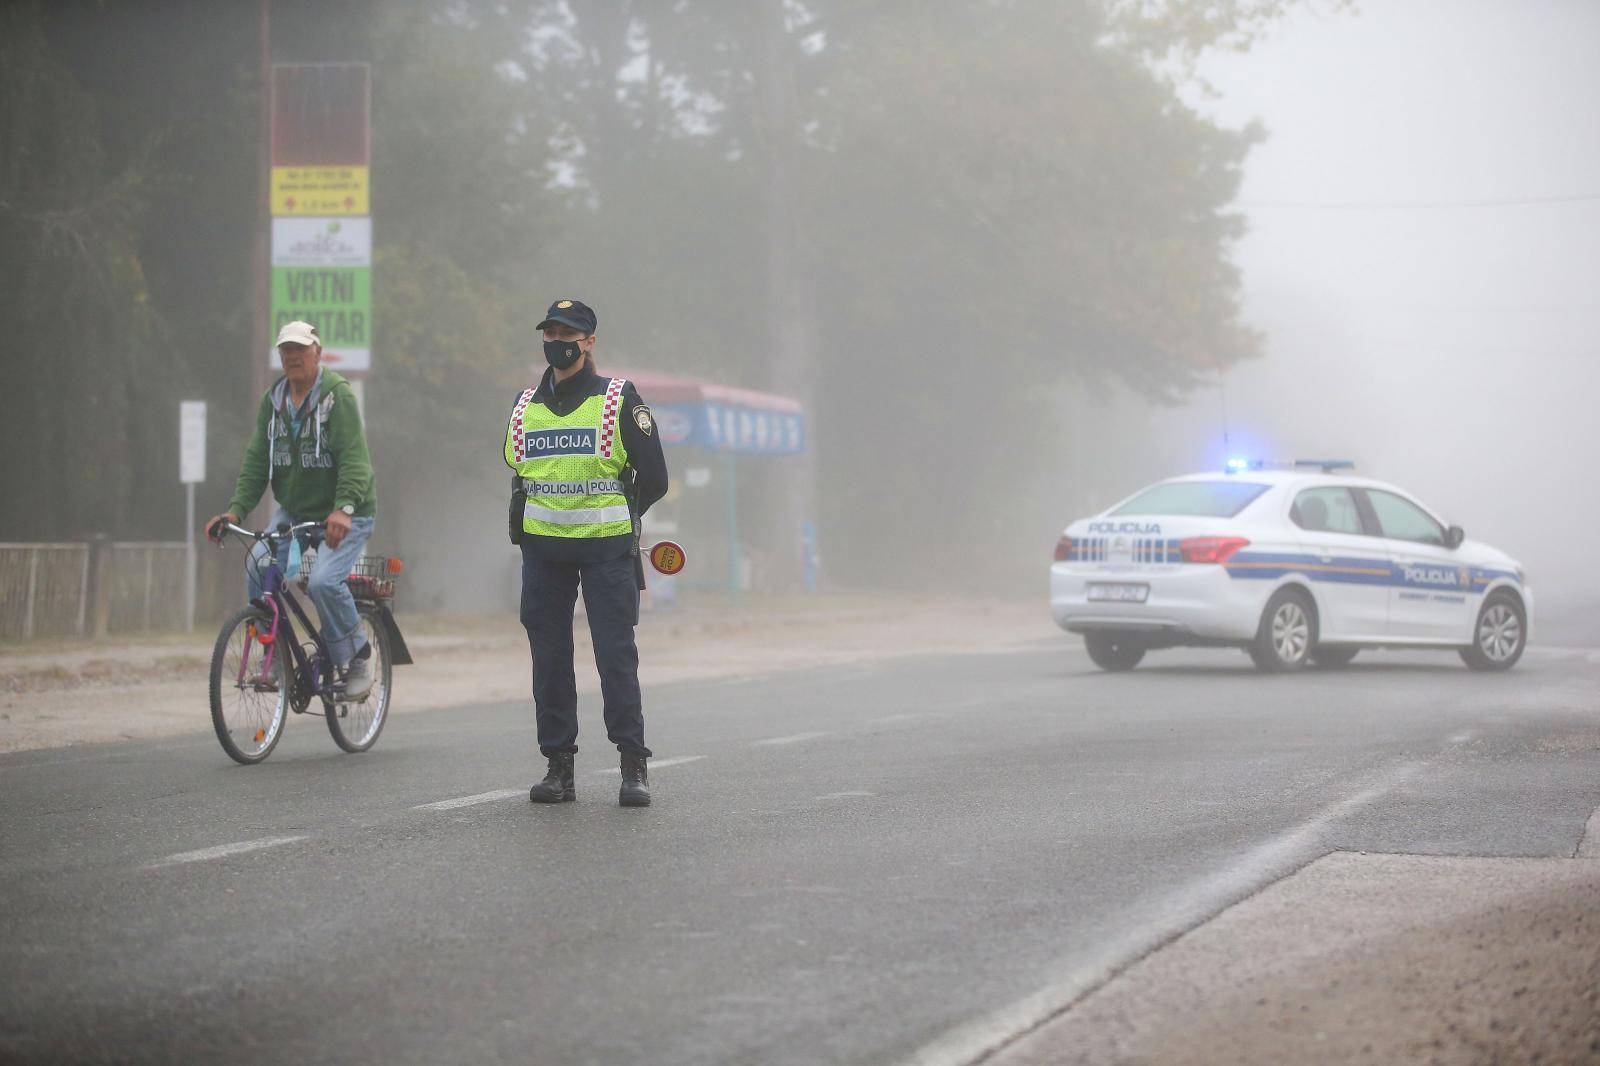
[1,0,1285,589]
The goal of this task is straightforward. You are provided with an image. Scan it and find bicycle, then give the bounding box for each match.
[207,520,412,764]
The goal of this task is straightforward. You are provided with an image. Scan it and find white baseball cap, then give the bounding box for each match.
[275,320,319,347]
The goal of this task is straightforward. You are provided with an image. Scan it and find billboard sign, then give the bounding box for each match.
[271,217,371,268]
[270,267,371,371]
[269,63,373,372]
[270,166,369,215]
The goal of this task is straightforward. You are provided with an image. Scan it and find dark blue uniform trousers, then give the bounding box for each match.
[519,545,651,758]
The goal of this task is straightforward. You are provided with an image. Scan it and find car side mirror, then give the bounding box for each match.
[1445,525,1465,550]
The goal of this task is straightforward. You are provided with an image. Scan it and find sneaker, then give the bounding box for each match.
[341,650,374,700]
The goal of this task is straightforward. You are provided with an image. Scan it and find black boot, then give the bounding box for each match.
[530,753,575,803]
[619,752,651,807]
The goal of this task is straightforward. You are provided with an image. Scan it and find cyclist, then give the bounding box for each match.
[205,321,379,698]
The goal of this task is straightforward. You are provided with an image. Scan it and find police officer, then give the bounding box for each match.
[505,299,668,806]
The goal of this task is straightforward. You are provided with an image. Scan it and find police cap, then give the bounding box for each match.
[536,299,597,335]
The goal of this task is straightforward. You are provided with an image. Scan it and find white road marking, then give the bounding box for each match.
[816,791,876,801]
[1577,808,1600,860]
[1446,730,1477,745]
[147,836,308,868]
[593,755,705,775]
[413,789,524,811]
[752,732,833,747]
[900,759,1427,1066]
[868,713,921,724]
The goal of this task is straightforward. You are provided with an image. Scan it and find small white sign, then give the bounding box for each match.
[180,401,207,483]
[685,466,712,489]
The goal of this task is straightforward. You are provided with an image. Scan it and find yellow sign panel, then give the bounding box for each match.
[271,166,369,215]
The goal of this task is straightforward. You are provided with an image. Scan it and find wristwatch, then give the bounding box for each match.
[339,504,355,516]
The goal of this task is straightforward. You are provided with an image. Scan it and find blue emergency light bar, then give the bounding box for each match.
[1225,458,1355,474]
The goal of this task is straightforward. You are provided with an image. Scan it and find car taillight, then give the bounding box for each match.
[1053,534,1072,562]
[1179,536,1249,564]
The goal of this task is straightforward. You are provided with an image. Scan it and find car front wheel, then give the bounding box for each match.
[1459,592,1526,671]
[1249,589,1316,673]
[1085,633,1146,671]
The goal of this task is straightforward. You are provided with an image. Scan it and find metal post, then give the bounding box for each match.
[142,545,154,630]
[90,534,112,639]
[76,545,89,636]
[725,452,740,600]
[23,548,38,641]
[185,483,196,632]
[248,0,273,542]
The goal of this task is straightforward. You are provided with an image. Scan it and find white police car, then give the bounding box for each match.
[1050,461,1531,673]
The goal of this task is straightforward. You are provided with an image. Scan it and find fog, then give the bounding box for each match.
[1127,0,1600,624]
[400,0,1600,619]
[3,1,1596,633]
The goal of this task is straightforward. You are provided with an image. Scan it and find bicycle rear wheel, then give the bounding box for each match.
[326,605,392,753]
[209,605,289,764]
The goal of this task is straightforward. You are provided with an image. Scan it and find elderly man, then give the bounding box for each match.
[205,321,378,697]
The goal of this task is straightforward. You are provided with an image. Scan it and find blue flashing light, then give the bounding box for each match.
[1225,457,1256,473]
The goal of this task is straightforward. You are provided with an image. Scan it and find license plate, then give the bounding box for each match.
[1087,583,1149,603]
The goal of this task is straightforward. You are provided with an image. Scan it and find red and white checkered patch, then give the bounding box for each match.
[599,377,625,459]
[507,388,536,463]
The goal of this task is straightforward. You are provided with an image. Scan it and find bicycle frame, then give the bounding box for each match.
[234,527,336,706]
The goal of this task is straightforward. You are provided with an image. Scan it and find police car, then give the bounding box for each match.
[1050,461,1531,673]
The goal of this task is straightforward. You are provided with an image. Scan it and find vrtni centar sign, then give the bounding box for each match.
[270,266,371,370]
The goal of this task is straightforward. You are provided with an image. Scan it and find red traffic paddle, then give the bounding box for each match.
[649,541,686,575]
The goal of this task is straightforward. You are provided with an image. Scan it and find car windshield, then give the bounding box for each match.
[1110,480,1269,518]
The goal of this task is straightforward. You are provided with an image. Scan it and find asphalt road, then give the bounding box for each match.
[3,634,1598,1066]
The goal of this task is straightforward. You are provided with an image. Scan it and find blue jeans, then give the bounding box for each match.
[247,507,375,667]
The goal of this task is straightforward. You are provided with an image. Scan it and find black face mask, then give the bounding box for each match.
[543,338,585,370]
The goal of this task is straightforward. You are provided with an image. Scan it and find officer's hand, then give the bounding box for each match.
[205,513,239,544]
[324,509,352,549]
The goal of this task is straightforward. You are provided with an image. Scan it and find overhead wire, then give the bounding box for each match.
[1239,193,1600,210]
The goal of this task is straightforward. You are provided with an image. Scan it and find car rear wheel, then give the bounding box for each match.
[1249,589,1315,673]
[1084,633,1146,671]
[1309,645,1359,668]
[1459,592,1525,671]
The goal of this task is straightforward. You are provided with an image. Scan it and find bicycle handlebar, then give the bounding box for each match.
[214,519,326,545]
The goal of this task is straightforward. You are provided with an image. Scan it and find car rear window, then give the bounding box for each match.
[1110,480,1269,518]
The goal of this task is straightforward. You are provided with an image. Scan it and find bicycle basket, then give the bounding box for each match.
[296,553,400,600]
[346,554,398,600]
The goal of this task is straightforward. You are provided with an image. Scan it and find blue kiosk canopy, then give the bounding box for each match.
[616,370,806,455]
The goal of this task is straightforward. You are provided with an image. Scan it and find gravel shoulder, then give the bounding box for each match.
[0,594,1057,754]
[993,850,1600,1066]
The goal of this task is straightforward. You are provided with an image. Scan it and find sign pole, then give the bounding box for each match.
[185,483,196,633]
[180,401,208,633]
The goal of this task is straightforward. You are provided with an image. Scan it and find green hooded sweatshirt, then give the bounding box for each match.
[227,368,377,522]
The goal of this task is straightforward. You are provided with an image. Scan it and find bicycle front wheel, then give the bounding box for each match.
[326,605,393,753]
[209,605,290,764]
